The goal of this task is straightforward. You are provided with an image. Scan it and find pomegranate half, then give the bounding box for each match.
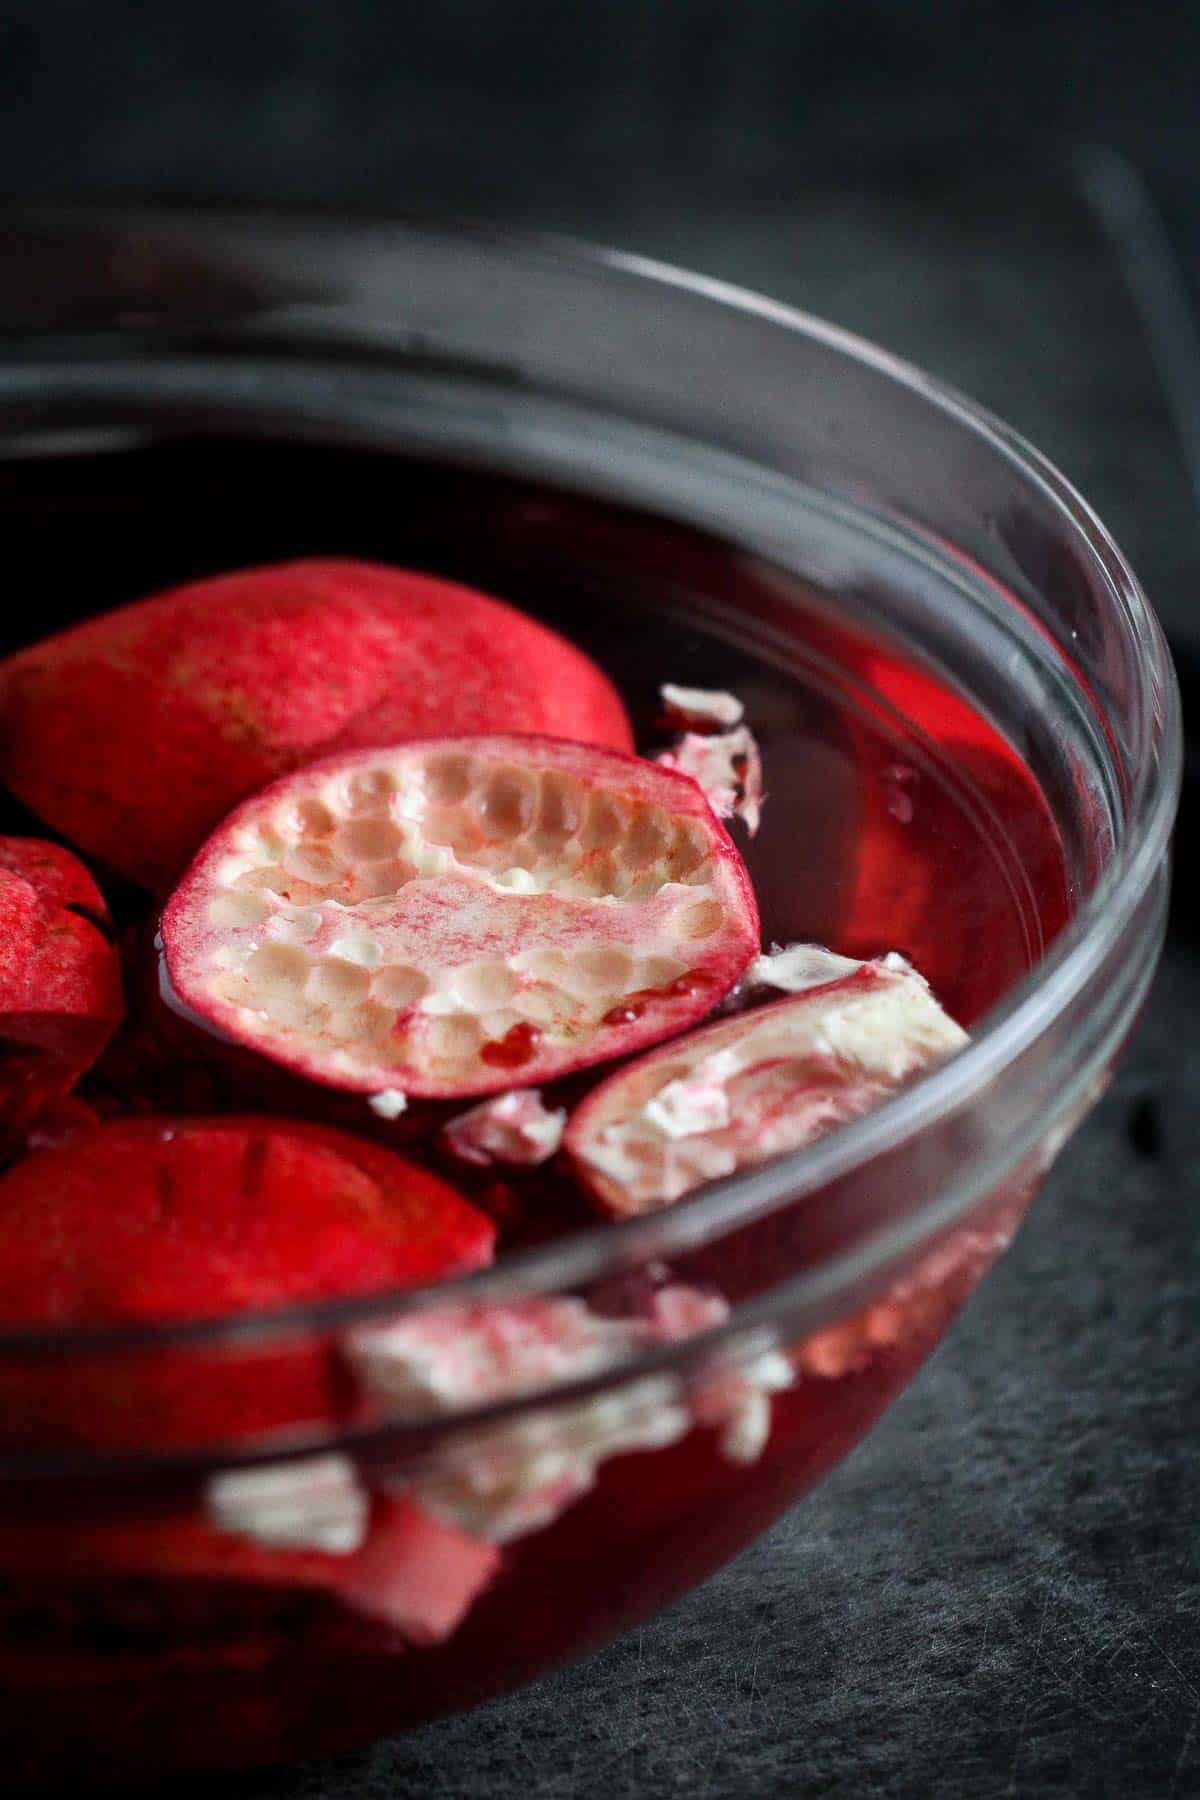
[161,735,759,1101]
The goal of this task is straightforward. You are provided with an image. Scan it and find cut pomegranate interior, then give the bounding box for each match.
[0,1117,494,1448]
[161,735,759,1101]
[565,952,968,1215]
[0,560,633,892]
[0,836,124,1150]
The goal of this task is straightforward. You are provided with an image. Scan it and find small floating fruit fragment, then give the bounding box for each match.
[566,953,968,1215]
[203,1462,499,1639]
[161,734,759,1100]
[0,836,124,1146]
[0,1116,494,1449]
[657,724,764,835]
[0,559,633,891]
[442,1088,566,1167]
[659,684,745,730]
[0,1116,494,1321]
[8,1488,500,1644]
[327,1494,500,1640]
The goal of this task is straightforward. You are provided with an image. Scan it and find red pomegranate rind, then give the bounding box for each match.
[161,734,759,1101]
[0,1117,494,1450]
[0,560,634,893]
[0,837,124,1143]
[18,1092,100,1152]
[0,1495,499,1643]
[565,957,968,1216]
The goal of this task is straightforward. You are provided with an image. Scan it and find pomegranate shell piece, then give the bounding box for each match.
[565,952,968,1215]
[0,836,124,1141]
[161,734,760,1101]
[0,559,634,892]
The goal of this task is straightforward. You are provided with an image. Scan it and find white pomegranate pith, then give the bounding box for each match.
[659,684,745,729]
[206,1454,370,1554]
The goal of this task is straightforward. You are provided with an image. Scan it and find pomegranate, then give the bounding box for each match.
[0,560,633,892]
[0,1116,495,1449]
[201,1471,499,1640]
[0,836,124,1150]
[565,950,968,1215]
[160,734,759,1101]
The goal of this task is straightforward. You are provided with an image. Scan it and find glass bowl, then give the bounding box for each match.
[0,208,1181,1787]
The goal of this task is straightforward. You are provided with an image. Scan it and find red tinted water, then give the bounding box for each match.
[0,442,1070,1782]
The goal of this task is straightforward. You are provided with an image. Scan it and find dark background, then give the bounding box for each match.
[4,5,1199,1796]
[1,2,1198,219]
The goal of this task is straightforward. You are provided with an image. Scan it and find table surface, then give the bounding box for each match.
[59,155,1200,1799]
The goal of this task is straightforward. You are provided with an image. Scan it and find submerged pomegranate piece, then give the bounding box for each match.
[0,560,633,892]
[2,1474,500,1644]
[566,950,968,1215]
[0,836,124,1147]
[161,734,759,1100]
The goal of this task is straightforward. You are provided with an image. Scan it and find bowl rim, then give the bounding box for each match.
[0,207,1182,1379]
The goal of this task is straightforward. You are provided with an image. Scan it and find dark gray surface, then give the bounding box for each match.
[169,172,1197,1799]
